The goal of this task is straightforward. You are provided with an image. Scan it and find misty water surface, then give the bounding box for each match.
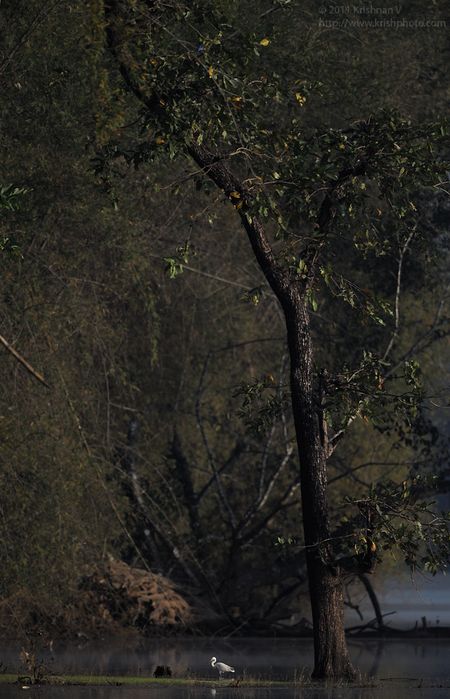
[2,638,450,679]
[2,682,450,699]
[2,638,450,699]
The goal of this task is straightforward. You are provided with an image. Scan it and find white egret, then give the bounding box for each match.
[210,656,235,678]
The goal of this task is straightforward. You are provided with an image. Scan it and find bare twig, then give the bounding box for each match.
[384,285,450,380]
[382,228,416,362]
[0,333,49,387]
[197,441,245,502]
[195,353,237,528]
[344,582,364,621]
[328,459,425,486]
[239,479,300,546]
[147,252,254,290]
[258,352,288,501]
[346,611,396,634]
[0,0,63,78]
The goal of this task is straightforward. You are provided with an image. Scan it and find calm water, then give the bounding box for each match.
[2,684,450,699]
[2,638,450,679]
[1,639,450,699]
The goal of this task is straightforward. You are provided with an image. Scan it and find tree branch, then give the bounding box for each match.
[196,440,245,502]
[187,142,288,300]
[0,333,49,387]
[382,228,416,362]
[170,431,202,540]
[0,0,63,79]
[238,479,300,546]
[194,352,237,528]
[105,1,290,302]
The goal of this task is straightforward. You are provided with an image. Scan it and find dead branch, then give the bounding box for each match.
[195,352,237,528]
[0,333,49,387]
[0,0,63,78]
[382,228,416,361]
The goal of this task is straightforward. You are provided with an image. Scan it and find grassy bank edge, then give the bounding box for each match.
[2,674,450,689]
[0,674,306,688]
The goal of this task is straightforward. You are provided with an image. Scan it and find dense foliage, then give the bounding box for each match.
[0,0,449,638]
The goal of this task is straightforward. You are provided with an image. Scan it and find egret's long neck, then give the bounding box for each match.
[211,659,216,667]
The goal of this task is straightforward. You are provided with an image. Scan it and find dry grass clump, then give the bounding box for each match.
[95,557,192,627]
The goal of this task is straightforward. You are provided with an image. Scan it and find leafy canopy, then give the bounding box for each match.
[102,0,450,575]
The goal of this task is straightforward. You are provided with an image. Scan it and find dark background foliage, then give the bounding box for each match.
[0,0,449,637]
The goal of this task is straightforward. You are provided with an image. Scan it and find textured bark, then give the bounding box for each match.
[309,566,354,678]
[284,294,355,679]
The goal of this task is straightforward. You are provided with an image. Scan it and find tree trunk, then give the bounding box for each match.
[359,573,384,629]
[181,142,354,678]
[284,293,355,679]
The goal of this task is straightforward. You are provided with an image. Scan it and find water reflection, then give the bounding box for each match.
[2,685,450,699]
[2,638,450,699]
[2,637,450,679]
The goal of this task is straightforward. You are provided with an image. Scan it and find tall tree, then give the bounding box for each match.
[102,0,449,678]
